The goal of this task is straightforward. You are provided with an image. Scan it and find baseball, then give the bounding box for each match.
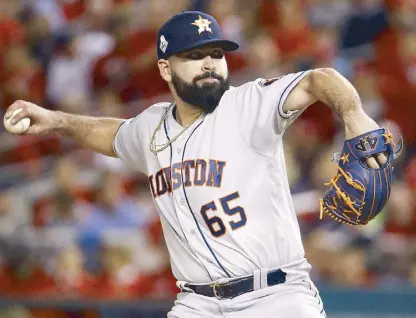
[3,108,31,134]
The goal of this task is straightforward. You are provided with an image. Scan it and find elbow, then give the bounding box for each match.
[308,67,344,93]
[316,67,339,76]
[310,68,340,82]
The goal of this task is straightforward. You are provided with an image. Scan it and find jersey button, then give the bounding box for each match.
[180,198,185,205]
[177,148,182,154]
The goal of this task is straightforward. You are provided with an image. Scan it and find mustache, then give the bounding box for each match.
[193,72,223,83]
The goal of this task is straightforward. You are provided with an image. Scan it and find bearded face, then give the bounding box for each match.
[171,70,230,113]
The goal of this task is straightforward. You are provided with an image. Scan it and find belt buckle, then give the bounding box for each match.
[212,283,225,300]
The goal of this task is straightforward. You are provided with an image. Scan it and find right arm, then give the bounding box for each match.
[4,100,123,157]
[54,111,123,157]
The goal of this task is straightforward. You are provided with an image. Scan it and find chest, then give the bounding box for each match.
[144,114,261,201]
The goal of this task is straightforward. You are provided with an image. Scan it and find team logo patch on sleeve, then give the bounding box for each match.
[258,76,283,87]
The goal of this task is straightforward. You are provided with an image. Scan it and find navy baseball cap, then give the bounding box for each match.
[157,11,239,60]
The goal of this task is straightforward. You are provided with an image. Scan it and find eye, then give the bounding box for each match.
[186,51,204,60]
[211,50,224,59]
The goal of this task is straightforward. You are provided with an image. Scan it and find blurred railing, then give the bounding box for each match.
[1,288,416,317]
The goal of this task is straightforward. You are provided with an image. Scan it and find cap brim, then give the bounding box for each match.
[165,39,239,59]
[191,39,239,52]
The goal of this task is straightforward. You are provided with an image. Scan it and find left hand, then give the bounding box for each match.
[344,110,387,169]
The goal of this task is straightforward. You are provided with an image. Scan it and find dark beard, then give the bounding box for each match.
[171,71,230,113]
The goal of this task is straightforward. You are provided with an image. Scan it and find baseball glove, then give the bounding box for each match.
[319,126,403,225]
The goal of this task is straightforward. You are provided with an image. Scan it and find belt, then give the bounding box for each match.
[182,269,287,299]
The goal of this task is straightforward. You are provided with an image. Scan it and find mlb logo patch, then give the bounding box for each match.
[160,35,169,53]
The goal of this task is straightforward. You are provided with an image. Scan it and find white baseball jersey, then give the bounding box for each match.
[113,71,312,284]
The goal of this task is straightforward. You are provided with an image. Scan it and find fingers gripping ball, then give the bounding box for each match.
[319,127,404,226]
[3,108,31,134]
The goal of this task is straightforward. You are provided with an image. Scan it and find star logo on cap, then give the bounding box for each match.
[192,15,212,34]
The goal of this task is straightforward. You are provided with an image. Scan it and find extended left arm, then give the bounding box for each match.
[283,68,386,167]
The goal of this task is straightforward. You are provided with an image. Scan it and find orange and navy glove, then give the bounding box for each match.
[320,127,403,225]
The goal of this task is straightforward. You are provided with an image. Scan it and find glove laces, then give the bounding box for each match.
[319,166,364,221]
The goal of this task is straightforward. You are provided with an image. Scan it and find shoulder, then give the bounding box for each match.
[223,80,257,99]
[227,72,310,96]
[116,102,171,138]
[128,101,172,124]
[221,75,290,103]
[256,72,311,89]
[140,102,172,117]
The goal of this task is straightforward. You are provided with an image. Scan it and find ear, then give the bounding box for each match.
[158,59,172,82]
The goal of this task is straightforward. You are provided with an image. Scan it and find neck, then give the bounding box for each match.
[173,98,203,127]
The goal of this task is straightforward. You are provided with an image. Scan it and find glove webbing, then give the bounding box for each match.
[319,166,365,221]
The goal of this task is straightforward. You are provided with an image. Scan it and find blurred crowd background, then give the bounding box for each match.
[1,0,416,316]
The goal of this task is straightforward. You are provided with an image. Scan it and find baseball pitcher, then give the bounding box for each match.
[4,11,401,318]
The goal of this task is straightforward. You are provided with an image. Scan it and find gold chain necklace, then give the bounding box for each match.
[149,103,203,154]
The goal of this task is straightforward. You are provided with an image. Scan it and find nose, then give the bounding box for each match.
[202,55,216,72]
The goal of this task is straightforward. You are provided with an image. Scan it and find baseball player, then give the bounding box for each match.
[5,11,388,318]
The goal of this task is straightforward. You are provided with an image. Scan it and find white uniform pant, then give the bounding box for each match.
[168,278,326,318]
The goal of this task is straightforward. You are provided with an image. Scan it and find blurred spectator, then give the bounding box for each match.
[304,228,374,287]
[60,0,85,23]
[0,44,45,111]
[351,61,384,119]
[310,27,340,69]
[33,155,93,227]
[19,7,56,71]
[410,256,416,287]
[126,0,195,99]
[268,0,315,65]
[90,1,197,103]
[28,0,68,33]
[47,33,91,112]
[77,170,153,272]
[309,144,339,190]
[0,306,32,318]
[91,10,142,102]
[52,244,93,296]
[0,239,55,297]
[384,181,416,237]
[399,30,416,85]
[0,190,30,238]
[95,229,176,298]
[388,0,416,30]
[81,170,149,233]
[329,247,372,287]
[406,157,416,189]
[340,0,388,51]
[206,0,244,45]
[283,119,329,192]
[43,189,85,228]
[307,0,351,29]
[374,1,416,147]
[93,88,125,117]
[75,10,115,64]
[52,155,82,193]
[93,242,141,299]
[0,0,26,58]
[372,237,412,287]
[244,31,283,79]
[0,0,415,301]
[91,89,131,172]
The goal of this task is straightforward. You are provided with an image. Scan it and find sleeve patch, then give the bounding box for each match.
[258,76,283,87]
